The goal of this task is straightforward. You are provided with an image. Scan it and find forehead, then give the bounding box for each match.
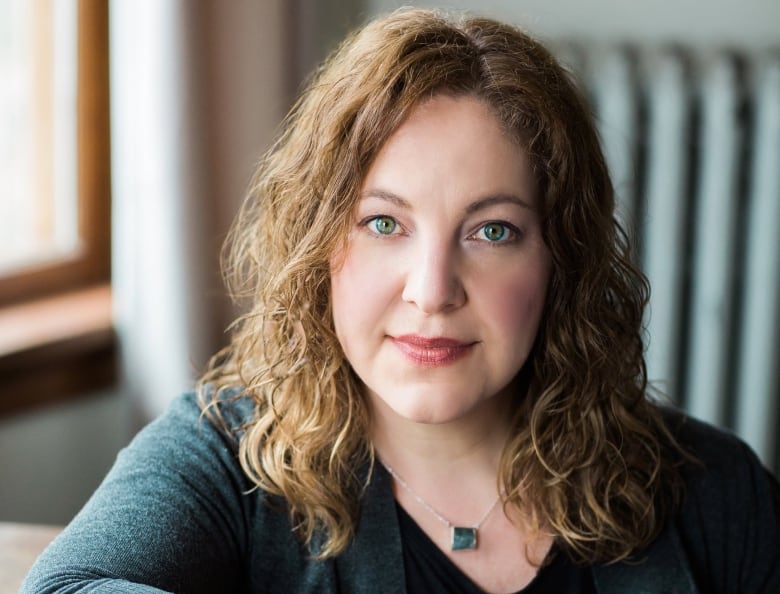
[381,93,516,151]
[359,94,537,209]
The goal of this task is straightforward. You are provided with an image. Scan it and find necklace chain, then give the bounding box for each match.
[380,459,502,530]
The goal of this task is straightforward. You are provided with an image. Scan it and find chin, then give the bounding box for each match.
[382,388,484,425]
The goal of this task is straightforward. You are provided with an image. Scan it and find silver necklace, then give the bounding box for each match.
[380,459,502,551]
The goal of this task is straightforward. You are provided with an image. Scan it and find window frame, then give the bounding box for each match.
[0,0,115,417]
[0,0,110,308]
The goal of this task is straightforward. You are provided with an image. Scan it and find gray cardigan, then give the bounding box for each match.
[22,392,780,593]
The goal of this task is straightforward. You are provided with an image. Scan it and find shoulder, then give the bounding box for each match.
[181,386,256,427]
[657,405,779,520]
[142,388,256,447]
[658,406,780,593]
[104,389,259,504]
[21,390,263,592]
[659,406,778,505]
[660,407,762,476]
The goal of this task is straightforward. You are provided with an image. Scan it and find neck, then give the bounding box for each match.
[369,386,523,557]
[369,388,515,486]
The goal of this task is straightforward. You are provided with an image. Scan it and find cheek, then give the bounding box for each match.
[330,248,398,346]
[487,264,550,339]
[329,256,355,342]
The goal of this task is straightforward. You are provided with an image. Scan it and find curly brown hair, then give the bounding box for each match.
[199,7,683,562]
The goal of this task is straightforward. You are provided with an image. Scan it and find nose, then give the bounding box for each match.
[401,238,466,314]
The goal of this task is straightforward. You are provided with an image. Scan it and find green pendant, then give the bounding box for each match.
[451,526,477,550]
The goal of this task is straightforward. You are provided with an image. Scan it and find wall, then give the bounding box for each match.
[111,0,291,422]
[369,0,780,48]
[0,389,130,524]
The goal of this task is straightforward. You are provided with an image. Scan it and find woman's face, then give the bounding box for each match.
[330,94,551,425]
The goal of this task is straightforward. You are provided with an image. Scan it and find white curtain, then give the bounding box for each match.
[110,0,290,420]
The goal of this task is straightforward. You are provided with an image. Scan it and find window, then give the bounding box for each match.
[0,0,109,304]
[0,0,115,416]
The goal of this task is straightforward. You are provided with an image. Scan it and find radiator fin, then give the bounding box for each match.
[564,46,780,470]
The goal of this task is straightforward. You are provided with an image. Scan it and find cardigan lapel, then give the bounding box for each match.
[336,464,407,593]
[336,464,699,594]
[592,521,698,594]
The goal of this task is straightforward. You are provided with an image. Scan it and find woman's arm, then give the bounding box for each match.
[21,392,255,593]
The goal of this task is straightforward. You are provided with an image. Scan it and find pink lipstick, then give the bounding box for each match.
[391,335,474,366]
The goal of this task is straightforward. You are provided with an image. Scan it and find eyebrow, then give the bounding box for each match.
[463,193,534,214]
[359,189,533,213]
[359,189,412,209]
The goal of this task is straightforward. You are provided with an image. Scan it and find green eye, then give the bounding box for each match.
[372,216,397,235]
[481,222,507,242]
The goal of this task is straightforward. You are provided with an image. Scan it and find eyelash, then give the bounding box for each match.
[361,215,401,236]
[469,221,520,244]
[359,216,522,244]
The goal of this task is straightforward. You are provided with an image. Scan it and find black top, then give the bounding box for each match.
[397,503,597,593]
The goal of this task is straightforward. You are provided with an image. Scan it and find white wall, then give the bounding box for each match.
[369,0,780,48]
[112,0,289,421]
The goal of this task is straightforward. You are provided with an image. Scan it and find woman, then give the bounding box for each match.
[23,8,779,593]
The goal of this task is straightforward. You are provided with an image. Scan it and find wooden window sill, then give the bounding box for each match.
[0,522,63,593]
[0,284,117,417]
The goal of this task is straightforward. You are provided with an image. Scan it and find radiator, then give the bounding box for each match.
[559,45,780,471]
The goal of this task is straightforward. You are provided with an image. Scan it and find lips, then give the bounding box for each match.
[391,334,475,366]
